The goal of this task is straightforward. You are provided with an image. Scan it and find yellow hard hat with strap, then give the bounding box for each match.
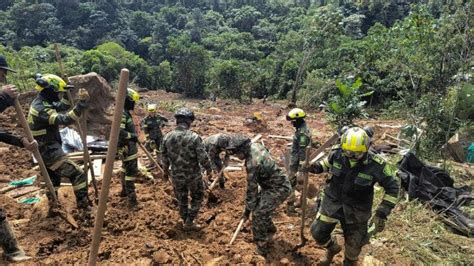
[127,88,140,103]
[341,127,369,152]
[34,74,68,92]
[286,108,306,120]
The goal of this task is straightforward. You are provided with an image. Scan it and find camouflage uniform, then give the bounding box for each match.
[118,110,139,201]
[161,124,214,223]
[0,92,29,261]
[245,143,291,250]
[27,93,89,208]
[288,121,312,208]
[203,133,231,186]
[0,92,24,147]
[141,114,167,155]
[309,148,399,262]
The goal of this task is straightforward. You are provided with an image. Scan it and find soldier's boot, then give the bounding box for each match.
[128,192,139,209]
[268,222,277,235]
[256,241,269,256]
[47,190,60,218]
[0,220,31,262]
[218,174,226,189]
[183,218,201,231]
[319,239,342,266]
[343,258,358,266]
[76,197,93,226]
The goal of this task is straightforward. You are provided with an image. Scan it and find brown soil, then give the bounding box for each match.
[0,91,409,264]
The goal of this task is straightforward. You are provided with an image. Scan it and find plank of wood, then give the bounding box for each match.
[7,186,42,199]
[269,135,293,140]
[251,134,262,143]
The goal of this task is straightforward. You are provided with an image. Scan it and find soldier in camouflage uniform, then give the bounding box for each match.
[308,127,399,266]
[0,57,32,262]
[286,108,312,214]
[161,107,215,231]
[227,135,291,256]
[141,103,168,161]
[203,133,232,188]
[28,74,91,219]
[117,88,140,208]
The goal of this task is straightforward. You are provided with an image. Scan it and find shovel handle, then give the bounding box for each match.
[229,217,246,245]
[138,141,164,175]
[13,98,58,203]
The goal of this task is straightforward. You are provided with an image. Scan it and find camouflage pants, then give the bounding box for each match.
[0,216,21,256]
[210,156,225,184]
[145,137,163,165]
[286,172,298,206]
[252,187,291,243]
[171,174,204,222]
[310,206,368,261]
[119,142,138,198]
[46,158,89,208]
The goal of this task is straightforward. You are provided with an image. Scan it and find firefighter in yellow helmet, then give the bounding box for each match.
[286,108,312,215]
[141,103,168,165]
[307,127,399,266]
[27,73,91,221]
[117,88,140,208]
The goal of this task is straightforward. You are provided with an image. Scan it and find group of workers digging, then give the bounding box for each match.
[0,54,400,264]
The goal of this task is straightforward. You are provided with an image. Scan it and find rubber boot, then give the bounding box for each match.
[318,238,342,266]
[286,203,298,216]
[218,174,226,189]
[256,241,269,256]
[47,190,60,218]
[343,258,358,266]
[268,222,277,234]
[0,220,31,262]
[183,218,201,231]
[128,193,139,209]
[76,197,93,226]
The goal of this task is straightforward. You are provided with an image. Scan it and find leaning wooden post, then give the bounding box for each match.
[88,69,129,266]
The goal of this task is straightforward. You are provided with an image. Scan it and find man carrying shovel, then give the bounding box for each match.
[28,73,92,223]
[227,135,291,256]
[0,55,33,262]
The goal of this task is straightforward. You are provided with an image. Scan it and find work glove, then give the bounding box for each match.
[372,215,386,233]
[78,88,90,102]
[242,207,251,219]
[21,138,38,152]
[2,85,19,100]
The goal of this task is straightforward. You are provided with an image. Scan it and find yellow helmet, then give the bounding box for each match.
[34,74,68,92]
[127,88,140,103]
[286,108,306,120]
[341,127,369,152]
[147,103,157,113]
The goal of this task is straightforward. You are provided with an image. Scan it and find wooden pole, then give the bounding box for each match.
[88,69,129,266]
[137,141,164,175]
[229,217,246,245]
[54,43,98,199]
[13,99,58,203]
[299,147,311,247]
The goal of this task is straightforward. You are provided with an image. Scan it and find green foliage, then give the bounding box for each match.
[327,77,373,126]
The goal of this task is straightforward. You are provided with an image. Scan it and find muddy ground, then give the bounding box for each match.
[0,90,439,264]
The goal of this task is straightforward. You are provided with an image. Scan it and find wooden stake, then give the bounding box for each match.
[229,217,246,245]
[137,141,164,175]
[298,147,311,247]
[88,69,129,266]
[54,43,99,199]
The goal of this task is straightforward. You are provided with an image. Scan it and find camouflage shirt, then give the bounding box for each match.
[290,122,312,173]
[245,142,291,211]
[118,110,138,147]
[310,148,399,223]
[141,114,167,140]
[161,124,213,178]
[204,133,231,157]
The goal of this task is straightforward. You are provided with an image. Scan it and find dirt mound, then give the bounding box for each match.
[68,72,114,136]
